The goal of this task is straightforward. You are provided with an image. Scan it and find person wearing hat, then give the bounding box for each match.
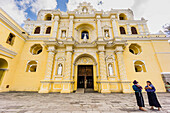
[132,80,146,111]
[145,81,161,111]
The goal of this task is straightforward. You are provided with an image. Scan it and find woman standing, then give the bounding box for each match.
[145,81,161,111]
[132,80,146,111]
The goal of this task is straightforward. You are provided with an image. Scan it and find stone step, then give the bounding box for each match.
[75,88,84,93]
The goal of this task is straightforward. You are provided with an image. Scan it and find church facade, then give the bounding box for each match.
[0,2,170,93]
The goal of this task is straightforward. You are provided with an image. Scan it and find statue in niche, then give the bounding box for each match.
[62,31,66,37]
[57,64,62,75]
[109,64,113,76]
[83,33,88,43]
[105,30,109,37]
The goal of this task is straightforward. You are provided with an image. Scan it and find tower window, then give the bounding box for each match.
[46,27,51,34]
[81,31,89,39]
[30,44,43,55]
[119,13,127,20]
[134,60,147,72]
[6,33,15,46]
[104,29,110,37]
[26,61,37,72]
[61,30,66,37]
[44,14,52,21]
[131,27,138,34]
[129,44,142,55]
[34,27,40,34]
[120,27,126,34]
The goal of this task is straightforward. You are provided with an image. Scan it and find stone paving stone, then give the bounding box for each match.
[0,92,169,113]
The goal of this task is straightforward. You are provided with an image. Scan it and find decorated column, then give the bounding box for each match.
[115,46,131,93]
[61,45,73,93]
[126,24,131,35]
[40,24,45,35]
[143,23,149,35]
[68,16,74,38]
[39,46,56,93]
[52,16,59,38]
[96,15,103,38]
[138,24,144,35]
[98,45,111,93]
[111,15,119,37]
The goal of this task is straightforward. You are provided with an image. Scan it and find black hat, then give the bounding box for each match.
[133,80,138,84]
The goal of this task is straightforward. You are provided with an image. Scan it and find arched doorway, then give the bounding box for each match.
[73,54,98,92]
[0,58,8,85]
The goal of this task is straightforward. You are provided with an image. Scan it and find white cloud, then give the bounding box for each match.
[0,0,57,25]
[0,0,27,25]
[67,0,170,33]
[31,0,57,13]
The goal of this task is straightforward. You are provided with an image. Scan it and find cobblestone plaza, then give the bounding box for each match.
[0,92,170,113]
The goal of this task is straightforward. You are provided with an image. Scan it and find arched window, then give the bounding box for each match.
[120,27,126,34]
[34,27,40,34]
[0,58,8,85]
[46,27,51,34]
[26,61,37,72]
[30,44,43,55]
[81,31,89,39]
[131,27,138,34]
[129,44,142,55]
[6,33,15,46]
[44,14,52,21]
[134,61,147,72]
[119,13,127,20]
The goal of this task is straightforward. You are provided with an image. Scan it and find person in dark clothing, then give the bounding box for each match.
[145,81,161,111]
[132,80,146,111]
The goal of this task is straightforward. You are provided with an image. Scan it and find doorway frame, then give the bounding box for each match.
[77,65,94,89]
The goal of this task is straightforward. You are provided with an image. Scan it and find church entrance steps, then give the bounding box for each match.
[75,88,84,93]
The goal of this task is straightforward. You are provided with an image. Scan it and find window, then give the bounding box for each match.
[104,29,109,37]
[129,44,142,55]
[26,61,37,72]
[134,61,146,72]
[131,27,138,34]
[0,58,8,85]
[46,27,51,34]
[44,14,52,21]
[120,27,126,34]
[61,30,66,37]
[6,33,15,46]
[82,7,88,13]
[34,27,40,34]
[119,13,127,20]
[81,31,89,39]
[30,44,43,55]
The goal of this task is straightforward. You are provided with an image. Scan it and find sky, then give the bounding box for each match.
[0,0,170,33]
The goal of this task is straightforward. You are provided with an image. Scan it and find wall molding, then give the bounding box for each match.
[0,44,17,57]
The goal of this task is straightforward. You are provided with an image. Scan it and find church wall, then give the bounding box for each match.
[10,41,48,91]
[0,20,26,92]
[123,41,166,92]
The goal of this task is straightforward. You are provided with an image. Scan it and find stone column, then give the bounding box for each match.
[143,23,149,35]
[111,15,119,37]
[98,46,111,93]
[68,16,74,38]
[126,24,131,35]
[115,46,131,93]
[61,46,73,93]
[39,46,56,93]
[40,24,45,35]
[138,24,144,35]
[52,16,59,38]
[96,15,103,38]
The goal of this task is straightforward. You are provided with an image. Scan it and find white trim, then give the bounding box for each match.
[0,52,14,58]
[0,44,17,56]
[155,52,170,54]
[161,72,170,74]
[0,22,25,41]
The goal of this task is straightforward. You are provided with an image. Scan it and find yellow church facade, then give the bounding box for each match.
[0,2,170,93]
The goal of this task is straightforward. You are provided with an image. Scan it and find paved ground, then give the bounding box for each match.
[0,92,169,113]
